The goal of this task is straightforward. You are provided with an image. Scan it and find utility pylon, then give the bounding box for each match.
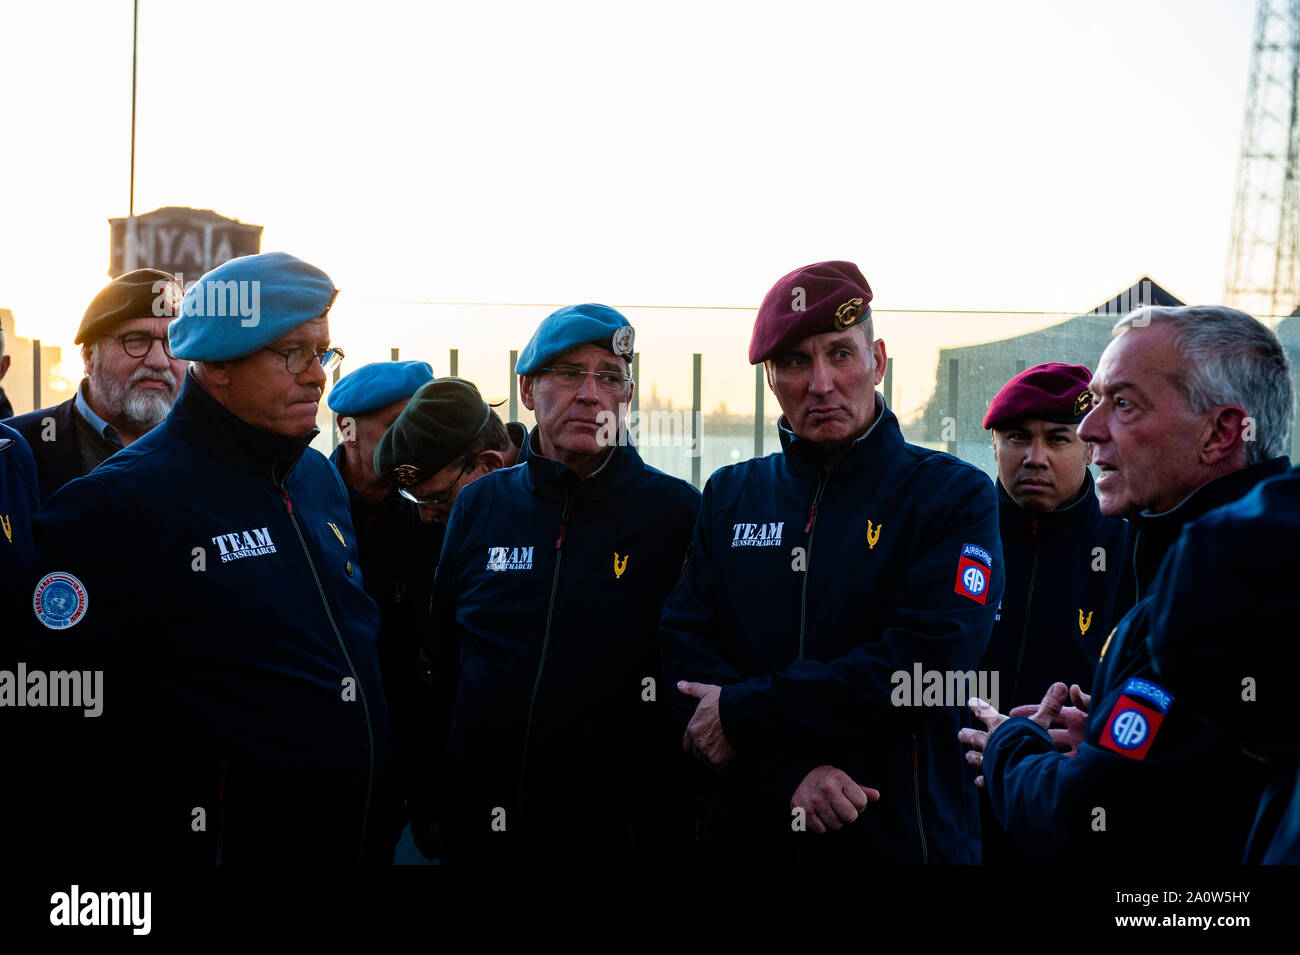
[1226,0,1300,318]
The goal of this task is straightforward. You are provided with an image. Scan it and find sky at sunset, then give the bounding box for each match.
[0,0,1261,428]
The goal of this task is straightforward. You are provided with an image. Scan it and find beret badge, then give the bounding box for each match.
[1072,389,1093,417]
[390,464,424,487]
[612,325,635,357]
[833,297,864,331]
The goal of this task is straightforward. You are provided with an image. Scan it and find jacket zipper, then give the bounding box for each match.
[215,760,228,864]
[518,491,574,847]
[798,473,828,660]
[1009,519,1040,706]
[911,733,929,863]
[281,485,376,863]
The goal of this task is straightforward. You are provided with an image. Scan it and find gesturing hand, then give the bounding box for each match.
[959,683,1070,788]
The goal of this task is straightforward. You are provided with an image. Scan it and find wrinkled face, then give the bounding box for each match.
[1079,322,1205,518]
[222,316,330,438]
[407,453,486,524]
[766,325,885,449]
[520,342,632,461]
[85,316,189,427]
[993,419,1091,512]
[342,398,408,486]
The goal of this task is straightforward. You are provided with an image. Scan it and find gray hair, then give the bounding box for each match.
[1114,306,1294,464]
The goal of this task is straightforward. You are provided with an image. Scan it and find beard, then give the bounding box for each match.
[93,364,179,430]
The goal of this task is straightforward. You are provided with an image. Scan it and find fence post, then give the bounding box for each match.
[390,347,400,361]
[631,352,640,417]
[509,350,518,422]
[946,358,959,456]
[449,348,458,377]
[32,339,41,410]
[692,353,702,488]
[883,356,893,409]
[331,365,341,449]
[754,364,764,457]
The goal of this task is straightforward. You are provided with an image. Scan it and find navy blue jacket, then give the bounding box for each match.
[1146,466,1300,864]
[19,371,390,863]
[978,471,1134,864]
[429,434,700,863]
[984,458,1290,865]
[1,422,39,649]
[660,398,1003,864]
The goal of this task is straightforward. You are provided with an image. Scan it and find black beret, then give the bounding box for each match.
[77,268,178,345]
[373,378,491,486]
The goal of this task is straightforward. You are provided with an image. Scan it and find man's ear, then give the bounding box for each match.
[872,339,887,387]
[81,342,95,377]
[519,374,535,412]
[198,360,232,388]
[478,449,506,473]
[1201,405,1250,466]
[764,360,776,394]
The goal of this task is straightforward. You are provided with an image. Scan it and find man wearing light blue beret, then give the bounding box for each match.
[427,302,701,865]
[326,358,438,858]
[21,251,394,863]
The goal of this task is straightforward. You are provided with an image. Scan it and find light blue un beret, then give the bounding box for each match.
[169,252,338,361]
[327,360,435,416]
[514,303,635,376]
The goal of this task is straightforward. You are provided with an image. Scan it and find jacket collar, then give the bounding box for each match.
[1132,456,1292,593]
[996,468,1101,533]
[519,426,641,502]
[777,392,902,478]
[170,369,316,487]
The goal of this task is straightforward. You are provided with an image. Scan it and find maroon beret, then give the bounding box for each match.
[76,268,178,345]
[984,362,1094,430]
[748,260,874,364]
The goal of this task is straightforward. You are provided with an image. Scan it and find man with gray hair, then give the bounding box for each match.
[8,269,189,498]
[962,304,1294,865]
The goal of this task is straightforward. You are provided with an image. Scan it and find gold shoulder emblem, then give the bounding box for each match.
[1072,389,1093,417]
[614,552,629,579]
[327,521,345,546]
[866,520,882,550]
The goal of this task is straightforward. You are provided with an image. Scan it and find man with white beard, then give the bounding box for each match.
[8,268,190,498]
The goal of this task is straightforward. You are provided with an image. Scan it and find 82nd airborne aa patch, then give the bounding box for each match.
[953,543,992,604]
[1099,677,1173,760]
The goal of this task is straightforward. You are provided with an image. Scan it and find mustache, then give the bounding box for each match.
[127,366,178,391]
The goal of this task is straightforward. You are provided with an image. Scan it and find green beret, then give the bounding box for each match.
[77,268,178,344]
[373,378,491,485]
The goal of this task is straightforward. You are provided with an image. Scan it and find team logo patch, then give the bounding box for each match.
[954,543,992,604]
[486,546,534,572]
[1099,677,1173,760]
[33,572,89,630]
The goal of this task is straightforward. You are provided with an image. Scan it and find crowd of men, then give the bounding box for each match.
[0,252,1296,866]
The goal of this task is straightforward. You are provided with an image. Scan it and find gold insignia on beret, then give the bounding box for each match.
[612,325,635,357]
[833,298,864,331]
[390,464,424,487]
[1072,389,1093,417]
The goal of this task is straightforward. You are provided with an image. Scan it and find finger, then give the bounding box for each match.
[969,697,1001,728]
[957,727,988,750]
[1008,704,1039,719]
[975,775,985,790]
[813,802,843,832]
[965,749,983,769]
[862,787,881,803]
[1048,728,1071,746]
[842,780,871,812]
[1071,684,1091,710]
[1032,683,1070,729]
[677,680,708,700]
[804,807,826,835]
[826,788,860,824]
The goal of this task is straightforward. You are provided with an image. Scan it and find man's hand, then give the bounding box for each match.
[791,765,880,834]
[678,681,737,771]
[415,646,436,688]
[1008,683,1090,757]
[959,683,1069,788]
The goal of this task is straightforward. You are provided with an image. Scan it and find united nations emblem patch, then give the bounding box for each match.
[612,325,635,357]
[833,298,864,331]
[33,571,89,630]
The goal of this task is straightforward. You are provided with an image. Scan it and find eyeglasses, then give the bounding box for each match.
[398,457,474,507]
[540,366,634,394]
[263,345,345,375]
[110,332,174,359]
